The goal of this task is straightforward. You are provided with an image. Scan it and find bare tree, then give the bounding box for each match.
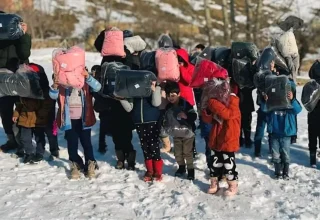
[253,0,262,46]
[221,0,230,45]
[245,0,252,41]
[204,0,213,45]
[230,0,236,40]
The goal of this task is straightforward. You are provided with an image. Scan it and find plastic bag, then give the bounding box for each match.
[212,47,231,68]
[158,34,173,48]
[309,60,320,80]
[200,78,230,110]
[140,51,157,74]
[190,57,228,88]
[163,107,194,138]
[198,46,215,61]
[231,42,260,62]
[253,69,273,92]
[232,58,254,89]
[265,74,292,112]
[124,35,147,54]
[301,80,320,112]
[0,13,23,40]
[278,16,304,32]
[114,70,157,98]
[100,62,130,97]
[256,47,275,71]
[0,65,43,99]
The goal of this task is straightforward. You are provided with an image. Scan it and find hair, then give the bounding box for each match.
[195,44,205,51]
[164,81,180,95]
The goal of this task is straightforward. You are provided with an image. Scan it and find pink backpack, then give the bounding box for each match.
[101,30,126,57]
[155,48,180,82]
[52,46,85,89]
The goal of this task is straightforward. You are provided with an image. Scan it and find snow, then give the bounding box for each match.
[1,49,320,219]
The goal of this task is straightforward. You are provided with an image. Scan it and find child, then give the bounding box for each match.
[308,94,320,167]
[264,81,302,179]
[49,68,101,179]
[164,81,197,180]
[119,82,163,182]
[159,82,171,153]
[202,86,241,196]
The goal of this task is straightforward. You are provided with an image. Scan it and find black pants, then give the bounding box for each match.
[136,122,161,161]
[209,150,238,181]
[0,97,16,135]
[32,126,59,154]
[65,120,95,169]
[309,123,320,153]
[240,111,253,145]
[112,127,134,153]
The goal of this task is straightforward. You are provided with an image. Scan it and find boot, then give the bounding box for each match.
[153,159,163,181]
[244,131,253,148]
[50,150,59,158]
[224,180,238,196]
[282,163,289,180]
[187,168,195,180]
[0,134,18,152]
[15,149,25,158]
[86,160,96,179]
[144,159,153,182]
[310,152,317,168]
[274,162,281,179]
[115,150,125,169]
[254,141,261,157]
[126,150,136,171]
[70,162,81,180]
[175,165,186,177]
[207,177,219,194]
[160,136,171,153]
[23,154,37,164]
[33,153,44,163]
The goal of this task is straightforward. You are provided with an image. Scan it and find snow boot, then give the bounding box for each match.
[175,165,186,177]
[86,160,96,179]
[0,134,18,153]
[50,150,59,158]
[115,150,125,169]
[224,180,238,196]
[70,162,81,180]
[310,151,317,168]
[254,141,261,157]
[187,168,195,180]
[207,177,219,194]
[144,159,153,182]
[153,159,163,181]
[126,150,136,171]
[160,136,171,153]
[33,153,44,163]
[282,163,290,180]
[23,154,36,164]
[274,162,281,179]
[15,149,25,158]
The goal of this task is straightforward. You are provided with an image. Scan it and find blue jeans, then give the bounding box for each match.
[270,136,291,164]
[254,109,271,153]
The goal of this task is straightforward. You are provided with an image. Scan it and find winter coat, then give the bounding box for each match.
[176,48,196,106]
[49,75,101,131]
[0,33,31,71]
[239,87,255,113]
[264,99,302,137]
[120,86,162,124]
[202,94,241,152]
[308,100,320,125]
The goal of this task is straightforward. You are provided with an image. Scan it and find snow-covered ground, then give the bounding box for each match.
[0,49,320,220]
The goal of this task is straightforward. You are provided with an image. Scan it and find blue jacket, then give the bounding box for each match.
[265,99,302,137]
[49,75,101,131]
[200,119,212,138]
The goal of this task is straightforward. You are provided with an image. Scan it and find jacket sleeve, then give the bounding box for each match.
[94,31,105,53]
[208,94,241,120]
[151,86,162,107]
[86,75,102,93]
[15,33,31,61]
[120,99,133,112]
[49,87,59,100]
[288,99,302,115]
[13,100,23,118]
[179,66,193,86]
[186,102,197,123]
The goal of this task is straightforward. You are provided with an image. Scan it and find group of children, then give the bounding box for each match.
[1,29,315,197]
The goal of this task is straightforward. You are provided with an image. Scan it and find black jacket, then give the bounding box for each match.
[239,87,255,113]
[308,100,320,125]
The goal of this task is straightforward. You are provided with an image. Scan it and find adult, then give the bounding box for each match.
[0,11,32,152]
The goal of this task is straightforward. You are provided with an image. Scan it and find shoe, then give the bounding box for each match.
[282,163,289,180]
[33,153,44,163]
[86,160,96,179]
[115,150,125,169]
[70,162,81,179]
[274,162,281,177]
[15,150,25,158]
[24,154,37,164]
[0,134,18,153]
[160,137,171,153]
[310,152,316,167]
[291,136,297,144]
[283,174,290,180]
[153,159,163,181]
[175,165,186,177]
[50,150,59,158]
[224,180,238,196]
[126,150,136,171]
[311,164,317,168]
[207,177,219,194]
[187,168,195,180]
[144,159,153,182]
[275,174,282,180]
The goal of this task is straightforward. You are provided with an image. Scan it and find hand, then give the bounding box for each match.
[82,69,89,79]
[12,117,18,123]
[20,22,27,34]
[177,112,187,119]
[287,91,293,100]
[52,74,59,89]
[263,94,268,101]
[151,81,156,92]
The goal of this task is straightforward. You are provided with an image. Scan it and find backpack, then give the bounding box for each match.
[99,62,130,97]
[231,42,260,62]
[301,80,320,112]
[155,48,180,82]
[101,29,126,57]
[52,46,85,89]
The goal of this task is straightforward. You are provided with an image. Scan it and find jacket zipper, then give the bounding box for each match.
[141,98,144,123]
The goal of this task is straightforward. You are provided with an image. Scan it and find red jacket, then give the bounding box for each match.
[176,48,195,106]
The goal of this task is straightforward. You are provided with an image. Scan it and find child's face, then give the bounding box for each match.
[270,60,275,71]
[167,92,180,104]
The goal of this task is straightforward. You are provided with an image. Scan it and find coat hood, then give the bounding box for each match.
[176,48,190,66]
